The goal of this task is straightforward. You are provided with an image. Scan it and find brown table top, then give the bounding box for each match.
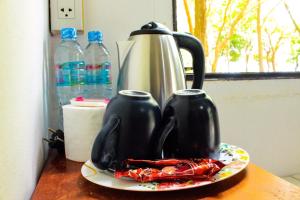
[32,150,300,200]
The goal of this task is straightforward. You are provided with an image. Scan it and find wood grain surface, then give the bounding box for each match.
[31,150,300,200]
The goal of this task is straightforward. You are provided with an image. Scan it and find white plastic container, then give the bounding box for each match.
[62,99,107,162]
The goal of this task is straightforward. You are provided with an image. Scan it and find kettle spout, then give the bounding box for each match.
[116,41,135,69]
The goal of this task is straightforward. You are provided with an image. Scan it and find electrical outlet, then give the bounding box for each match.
[50,0,84,33]
[58,0,75,19]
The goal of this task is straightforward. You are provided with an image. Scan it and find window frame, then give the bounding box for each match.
[172,0,300,80]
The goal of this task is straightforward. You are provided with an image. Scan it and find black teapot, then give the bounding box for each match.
[91,90,161,170]
[156,89,220,159]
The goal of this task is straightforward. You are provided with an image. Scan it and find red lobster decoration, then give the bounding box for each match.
[115,158,225,182]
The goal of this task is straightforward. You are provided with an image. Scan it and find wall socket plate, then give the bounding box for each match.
[58,0,75,19]
[50,0,84,34]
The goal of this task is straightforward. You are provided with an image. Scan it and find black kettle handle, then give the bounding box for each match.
[173,32,205,89]
[91,115,120,170]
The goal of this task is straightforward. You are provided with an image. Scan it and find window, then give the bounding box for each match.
[174,0,300,77]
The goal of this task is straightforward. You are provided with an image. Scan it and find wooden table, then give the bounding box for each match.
[32,150,300,200]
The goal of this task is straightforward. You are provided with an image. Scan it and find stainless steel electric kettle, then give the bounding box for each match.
[117,22,205,108]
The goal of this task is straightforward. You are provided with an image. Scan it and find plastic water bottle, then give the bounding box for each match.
[54,28,85,129]
[84,31,112,99]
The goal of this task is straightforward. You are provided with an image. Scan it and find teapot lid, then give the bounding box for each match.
[130,22,172,36]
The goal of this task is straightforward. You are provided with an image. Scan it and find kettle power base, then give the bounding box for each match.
[81,143,249,192]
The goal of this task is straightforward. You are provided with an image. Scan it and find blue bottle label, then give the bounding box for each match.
[86,61,111,85]
[86,64,102,85]
[56,61,85,86]
[102,61,112,85]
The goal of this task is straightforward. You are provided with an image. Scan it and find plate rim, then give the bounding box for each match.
[81,143,250,192]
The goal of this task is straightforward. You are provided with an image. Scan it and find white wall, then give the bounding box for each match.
[49,0,300,176]
[0,0,49,199]
[202,79,300,176]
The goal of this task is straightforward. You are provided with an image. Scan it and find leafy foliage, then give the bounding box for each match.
[179,0,300,72]
[229,34,248,61]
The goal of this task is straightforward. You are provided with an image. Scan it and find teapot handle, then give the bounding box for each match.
[91,115,120,170]
[173,32,205,89]
[155,117,176,159]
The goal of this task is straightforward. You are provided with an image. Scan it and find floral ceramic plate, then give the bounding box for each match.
[81,143,249,192]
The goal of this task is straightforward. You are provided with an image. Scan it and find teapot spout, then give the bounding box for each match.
[116,41,135,69]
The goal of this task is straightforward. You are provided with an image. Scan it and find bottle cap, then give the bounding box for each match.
[88,31,103,42]
[61,28,77,40]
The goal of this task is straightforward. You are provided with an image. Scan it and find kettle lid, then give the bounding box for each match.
[130,22,172,36]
